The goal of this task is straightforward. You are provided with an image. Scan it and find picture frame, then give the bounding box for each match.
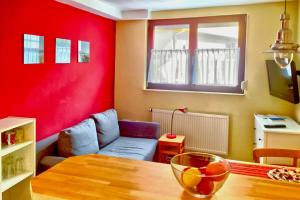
[78,40,90,63]
[24,34,44,64]
[56,38,71,64]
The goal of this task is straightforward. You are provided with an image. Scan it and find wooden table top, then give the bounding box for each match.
[31,154,300,200]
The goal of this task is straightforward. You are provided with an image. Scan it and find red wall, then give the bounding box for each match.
[0,0,116,141]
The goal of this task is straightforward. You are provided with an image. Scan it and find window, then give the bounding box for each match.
[148,24,189,84]
[147,15,247,93]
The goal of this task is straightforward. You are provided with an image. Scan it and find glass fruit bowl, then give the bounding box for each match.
[170,152,231,198]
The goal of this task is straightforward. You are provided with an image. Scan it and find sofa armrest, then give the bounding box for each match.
[119,120,160,139]
[36,133,59,174]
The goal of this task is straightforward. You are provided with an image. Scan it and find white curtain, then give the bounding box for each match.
[193,49,240,86]
[148,50,189,84]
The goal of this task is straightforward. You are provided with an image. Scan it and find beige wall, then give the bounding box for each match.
[115,2,298,161]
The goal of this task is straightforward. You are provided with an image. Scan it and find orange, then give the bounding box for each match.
[205,162,227,181]
[181,167,202,188]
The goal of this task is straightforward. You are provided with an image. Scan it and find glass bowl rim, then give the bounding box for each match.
[170,152,231,178]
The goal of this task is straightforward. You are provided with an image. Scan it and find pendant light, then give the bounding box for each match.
[265,0,299,68]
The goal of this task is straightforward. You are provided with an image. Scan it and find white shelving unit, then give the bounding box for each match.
[0,117,36,200]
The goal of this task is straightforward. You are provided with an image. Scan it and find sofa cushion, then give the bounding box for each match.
[119,120,160,139]
[40,156,66,170]
[97,136,157,161]
[91,109,120,148]
[58,118,99,157]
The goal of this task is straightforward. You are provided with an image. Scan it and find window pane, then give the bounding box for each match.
[194,22,240,87]
[148,24,190,84]
[148,50,189,84]
[154,24,189,50]
[197,22,238,49]
[193,49,240,86]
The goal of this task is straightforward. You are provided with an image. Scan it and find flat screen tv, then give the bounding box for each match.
[266,60,299,104]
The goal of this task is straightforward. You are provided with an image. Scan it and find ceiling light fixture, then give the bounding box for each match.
[265,0,299,68]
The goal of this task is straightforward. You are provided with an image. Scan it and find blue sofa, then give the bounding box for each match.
[36,109,160,173]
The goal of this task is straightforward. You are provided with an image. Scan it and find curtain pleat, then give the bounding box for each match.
[148,48,239,87]
[148,50,189,84]
[193,48,240,86]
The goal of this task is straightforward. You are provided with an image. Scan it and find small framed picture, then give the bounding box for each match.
[78,40,90,63]
[24,34,44,64]
[56,38,71,64]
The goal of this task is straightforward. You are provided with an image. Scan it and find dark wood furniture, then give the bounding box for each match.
[158,133,185,163]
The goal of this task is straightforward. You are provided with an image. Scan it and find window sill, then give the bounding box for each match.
[143,88,246,96]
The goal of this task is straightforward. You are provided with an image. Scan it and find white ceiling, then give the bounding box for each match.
[57,0,286,20]
[103,0,284,11]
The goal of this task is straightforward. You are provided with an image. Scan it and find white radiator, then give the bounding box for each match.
[152,109,229,155]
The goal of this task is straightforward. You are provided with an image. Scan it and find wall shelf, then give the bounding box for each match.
[1,171,33,192]
[0,117,34,133]
[1,141,33,157]
[0,117,36,200]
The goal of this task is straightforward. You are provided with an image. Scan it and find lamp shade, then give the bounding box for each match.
[265,2,299,68]
[178,107,188,113]
[273,51,294,68]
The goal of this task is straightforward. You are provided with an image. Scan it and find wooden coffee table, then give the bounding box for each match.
[31,154,300,200]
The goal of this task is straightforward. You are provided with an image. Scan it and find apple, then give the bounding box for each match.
[181,167,202,188]
[196,178,214,195]
[199,167,206,174]
[205,162,227,182]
